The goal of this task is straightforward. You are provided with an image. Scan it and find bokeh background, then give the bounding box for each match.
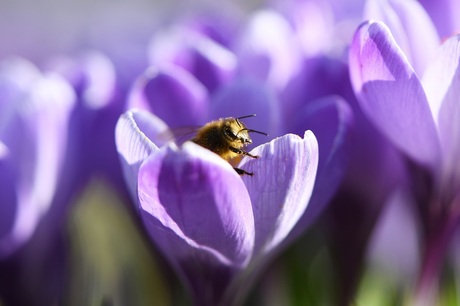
[1,0,460,305]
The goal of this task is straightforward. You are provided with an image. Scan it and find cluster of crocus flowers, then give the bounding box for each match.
[115,109,319,305]
[4,0,460,304]
[350,19,460,303]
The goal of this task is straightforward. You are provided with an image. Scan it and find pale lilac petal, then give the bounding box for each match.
[349,21,440,170]
[422,35,460,195]
[115,110,164,199]
[239,131,319,255]
[149,25,237,92]
[364,0,440,76]
[235,9,303,90]
[138,142,254,266]
[47,51,116,109]
[367,189,420,284]
[211,78,282,141]
[127,65,209,127]
[0,58,75,257]
[276,0,335,57]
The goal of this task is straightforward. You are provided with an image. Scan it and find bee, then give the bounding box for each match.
[192,114,268,176]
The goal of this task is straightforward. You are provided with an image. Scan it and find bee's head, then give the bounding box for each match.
[223,118,252,145]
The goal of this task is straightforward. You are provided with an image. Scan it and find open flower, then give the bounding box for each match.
[349,20,460,302]
[115,109,318,305]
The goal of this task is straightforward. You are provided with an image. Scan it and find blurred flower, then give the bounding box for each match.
[418,0,460,39]
[115,109,319,305]
[350,20,460,302]
[47,51,130,202]
[0,57,74,258]
[0,57,75,304]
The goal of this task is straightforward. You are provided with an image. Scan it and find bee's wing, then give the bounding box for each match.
[158,126,200,145]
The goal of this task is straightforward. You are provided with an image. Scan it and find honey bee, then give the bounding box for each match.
[192,114,268,176]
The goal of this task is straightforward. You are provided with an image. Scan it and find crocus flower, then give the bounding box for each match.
[47,51,133,204]
[115,109,319,305]
[350,20,460,303]
[129,9,357,303]
[0,57,75,304]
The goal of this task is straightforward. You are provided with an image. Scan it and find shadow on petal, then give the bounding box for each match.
[137,142,255,305]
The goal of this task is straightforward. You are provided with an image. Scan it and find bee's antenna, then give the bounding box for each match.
[238,128,268,136]
[237,114,257,120]
[247,129,268,136]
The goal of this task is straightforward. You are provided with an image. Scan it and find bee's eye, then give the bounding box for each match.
[225,128,237,139]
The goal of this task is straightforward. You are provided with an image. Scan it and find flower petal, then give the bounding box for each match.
[149,25,237,92]
[235,9,302,90]
[138,142,254,267]
[115,109,164,200]
[418,0,460,39]
[137,142,256,304]
[349,20,440,170]
[0,144,18,252]
[0,58,75,257]
[367,189,420,282]
[239,131,319,255]
[422,34,460,195]
[127,65,209,127]
[48,51,116,109]
[364,0,440,76]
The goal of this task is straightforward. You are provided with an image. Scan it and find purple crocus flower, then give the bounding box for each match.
[128,10,356,303]
[48,51,131,203]
[350,20,460,302]
[115,109,319,305]
[0,57,75,304]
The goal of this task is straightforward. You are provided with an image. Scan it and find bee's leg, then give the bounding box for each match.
[229,147,259,159]
[234,167,254,176]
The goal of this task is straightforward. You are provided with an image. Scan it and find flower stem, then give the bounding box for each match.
[415,199,460,304]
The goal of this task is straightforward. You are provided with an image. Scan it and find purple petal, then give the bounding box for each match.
[239,131,319,255]
[210,78,282,142]
[367,189,420,283]
[349,21,440,170]
[127,65,209,127]
[235,10,303,90]
[289,96,353,237]
[364,0,440,76]
[275,0,335,56]
[138,142,254,266]
[281,56,354,131]
[115,110,165,200]
[0,58,75,257]
[419,0,460,39]
[47,51,116,109]
[149,26,237,92]
[422,34,460,196]
[0,144,18,251]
